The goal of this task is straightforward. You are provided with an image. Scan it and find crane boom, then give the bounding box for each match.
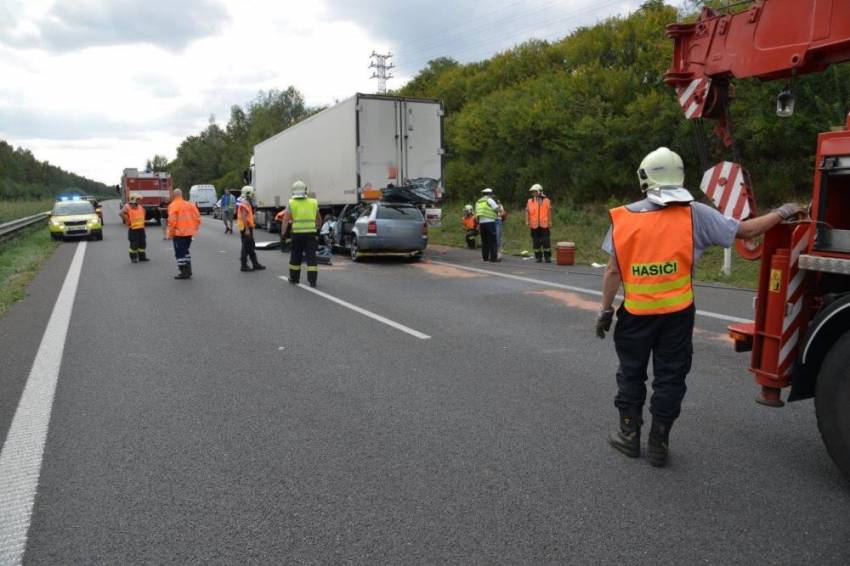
[664,0,850,122]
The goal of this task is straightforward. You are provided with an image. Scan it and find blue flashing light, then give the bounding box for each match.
[60,196,69,201]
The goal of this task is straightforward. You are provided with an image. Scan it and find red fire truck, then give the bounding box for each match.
[121,168,173,225]
[664,0,850,479]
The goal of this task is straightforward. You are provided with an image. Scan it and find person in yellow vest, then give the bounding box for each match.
[526,184,552,263]
[597,147,804,467]
[475,188,500,262]
[237,186,266,272]
[280,180,321,287]
[120,193,148,263]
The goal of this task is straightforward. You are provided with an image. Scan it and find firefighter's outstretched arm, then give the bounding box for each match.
[736,203,805,240]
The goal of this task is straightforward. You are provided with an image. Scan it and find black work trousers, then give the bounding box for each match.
[240,229,258,265]
[128,228,146,254]
[530,227,551,261]
[613,304,695,422]
[289,233,318,285]
[466,229,477,249]
[479,222,498,262]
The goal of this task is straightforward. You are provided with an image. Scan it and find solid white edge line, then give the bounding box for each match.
[0,242,87,565]
[279,276,431,340]
[430,260,751,324]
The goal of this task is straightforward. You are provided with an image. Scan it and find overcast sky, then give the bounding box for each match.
[0,0,643,184]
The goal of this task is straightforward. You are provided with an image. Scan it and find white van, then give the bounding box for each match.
[189,184,217,215]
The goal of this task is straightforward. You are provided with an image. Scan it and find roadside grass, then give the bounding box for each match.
[430,202,760,289]
[0,225,59,317]
[0,198,55,223]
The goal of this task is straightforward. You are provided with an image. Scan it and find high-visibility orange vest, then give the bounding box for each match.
[610,204,694,315]
[463,215,476,230]
[237,200,255,231]
[527,197,551,229]
[167,196,201,237]
[123,204,145,229]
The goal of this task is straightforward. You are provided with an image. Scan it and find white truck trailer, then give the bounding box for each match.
[248,94,445,231]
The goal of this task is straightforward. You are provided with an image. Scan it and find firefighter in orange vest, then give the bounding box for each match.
[597,147,804,467]
[275,208,291,252]
[462,204,478,249]
[237,186,266,272]
[167,188,201,279]
[526,184,552,262]
[120,193,148,263]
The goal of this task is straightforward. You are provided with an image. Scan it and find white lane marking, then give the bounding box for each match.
[279,276,431,340]
[0,242,87,565]
[430,260,751,324]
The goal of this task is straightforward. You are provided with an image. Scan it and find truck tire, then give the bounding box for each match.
[815,330,850,481]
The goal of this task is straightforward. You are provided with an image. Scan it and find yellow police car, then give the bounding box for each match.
[48,198,103,241]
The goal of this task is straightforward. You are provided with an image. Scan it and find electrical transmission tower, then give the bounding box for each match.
[369,51,395,94]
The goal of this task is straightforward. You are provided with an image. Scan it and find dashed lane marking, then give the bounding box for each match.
[279,276,431,340]
[0,242,87,565]
[431,260,751,324]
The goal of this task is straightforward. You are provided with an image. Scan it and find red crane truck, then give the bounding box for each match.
[121,168,173,225]
[664,0,850,480]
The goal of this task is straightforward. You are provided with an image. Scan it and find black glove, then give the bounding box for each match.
[596,308,614,339]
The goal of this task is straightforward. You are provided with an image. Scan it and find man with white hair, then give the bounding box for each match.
[166,188,201,279]
[475,188,500,262]
[596,147,804,467]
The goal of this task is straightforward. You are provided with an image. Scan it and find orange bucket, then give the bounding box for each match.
[556,242,575,266]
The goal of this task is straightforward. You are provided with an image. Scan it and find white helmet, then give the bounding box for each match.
[291,180,308,198]
[481,188,493,195]
[637,147,685,191]
[529,183,543,193]
[241,185,255,199]
[129,193,142,203]
[463,204,473,213]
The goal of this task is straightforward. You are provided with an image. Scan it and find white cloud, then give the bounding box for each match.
[0,0,642,184]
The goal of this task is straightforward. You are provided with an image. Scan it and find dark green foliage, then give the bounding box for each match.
[0,141,110,199]
[399,0,850,207]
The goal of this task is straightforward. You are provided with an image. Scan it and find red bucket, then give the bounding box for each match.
[556,242,575,266]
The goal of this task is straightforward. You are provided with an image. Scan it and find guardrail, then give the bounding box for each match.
[0,212,50,239]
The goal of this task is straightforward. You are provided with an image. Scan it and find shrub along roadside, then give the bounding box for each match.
[0,225,59,317]
[428,201,760,289]
[0,198,54,223]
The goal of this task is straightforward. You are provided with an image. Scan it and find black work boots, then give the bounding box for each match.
[240,261,266,272]
[609,414,673,467]
[648,419,672,468]
[609,414,642,458]
[174,264,191,279]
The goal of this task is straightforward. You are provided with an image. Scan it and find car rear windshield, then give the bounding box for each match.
[53,202,95,215]
[377,205,423,221]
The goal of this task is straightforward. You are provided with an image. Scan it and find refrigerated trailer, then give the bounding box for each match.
[248,94,445,231]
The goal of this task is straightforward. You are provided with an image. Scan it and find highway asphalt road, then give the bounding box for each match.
[0,200,848,565]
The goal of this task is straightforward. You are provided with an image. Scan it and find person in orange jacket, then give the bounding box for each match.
[275,207,291,253]
[462,204,478,249]
[120,193,148,263]
[526,184,552,263]
[167,188,201,279]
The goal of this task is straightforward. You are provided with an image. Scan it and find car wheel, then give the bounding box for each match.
[407,253,423,263]
[350,237,361,262]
